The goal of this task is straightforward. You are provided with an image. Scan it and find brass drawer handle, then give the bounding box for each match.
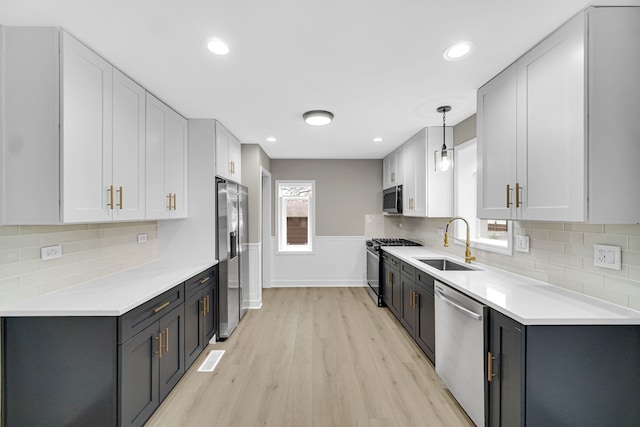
[162,328,169,353]
[117,186,123,209]
[167,194,172,210]
[153,301,170,313]
[506,184,512,208]
[516,182,522,208]
[488,352,496,382]
[108,185,114,209]
[199,276,210,284]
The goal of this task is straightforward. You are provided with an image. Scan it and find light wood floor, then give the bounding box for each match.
[147,287,474,427]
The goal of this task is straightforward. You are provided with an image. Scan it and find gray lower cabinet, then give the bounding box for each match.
[381,251,401,319]
[488,308,640,426]
[399,262,435,364]
[185,267,216,368]
[120,305,185,427]
[2,265,217,427]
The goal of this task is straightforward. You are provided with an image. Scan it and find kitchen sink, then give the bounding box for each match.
[416,258,479,271]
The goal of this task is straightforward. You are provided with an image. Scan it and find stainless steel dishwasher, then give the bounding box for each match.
[434,280,486,427]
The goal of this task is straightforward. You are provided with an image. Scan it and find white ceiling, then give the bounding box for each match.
[2,0,635,159]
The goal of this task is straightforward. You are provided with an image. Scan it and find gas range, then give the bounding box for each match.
[366,238,422,253]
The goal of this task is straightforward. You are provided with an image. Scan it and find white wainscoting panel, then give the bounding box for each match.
[246,243,262,308]
[270,236,367,287]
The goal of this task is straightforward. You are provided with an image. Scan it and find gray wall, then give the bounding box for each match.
[453,114,476,146]
[270,159,382,236]
[241,144,271,243]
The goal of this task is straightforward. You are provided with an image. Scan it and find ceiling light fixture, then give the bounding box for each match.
[443,41,472,61]
[434,106,453,172]
[206,38,229,55]
[266,137,277,142]
[303,110,334,126]
[373,137,383,142]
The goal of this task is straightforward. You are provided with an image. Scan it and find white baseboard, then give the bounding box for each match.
[271,280,367,288]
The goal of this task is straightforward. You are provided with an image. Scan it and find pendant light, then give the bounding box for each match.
[434,105,453,172]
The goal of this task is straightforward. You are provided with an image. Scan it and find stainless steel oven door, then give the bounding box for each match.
[366,248,381,304]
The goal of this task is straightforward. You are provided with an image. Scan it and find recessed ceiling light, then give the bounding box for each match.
[303,110,334,126]
[443,41,472,61]
[206,38,229,55]
[266,137,277,142]
[373,137,383,142]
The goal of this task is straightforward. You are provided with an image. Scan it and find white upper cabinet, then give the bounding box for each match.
[215,121,242,183]
[402,127,453,217]
[382,147,403,189]
[477,7,640,223]
[111,69,146,221]
[1,28,148,224]
[145,93,188,219]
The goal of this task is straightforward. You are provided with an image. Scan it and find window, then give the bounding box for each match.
[276,181,315,253]
[454,138,512,255]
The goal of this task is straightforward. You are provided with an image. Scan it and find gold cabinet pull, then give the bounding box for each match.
[172,193,177,210]
[155,334,163,359]
[391,172,395,182]
[515,182,522,208]
[153,301,170,313]
[167,194,172,210]
[117,186,123,209]
[488,351,496,382]
[414,291,418,309]
[199,276,210,284]
[205,295,210,314]
[163,328,169,353]
[108,185,114,209]
[200,299,206,317]
[506,184,512,208]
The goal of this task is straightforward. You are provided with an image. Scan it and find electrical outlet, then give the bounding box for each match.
[41,245,62,261]
[515,235,530,253]
[593,244,621,270]
[137,233,148,244]
[437,228,445,236]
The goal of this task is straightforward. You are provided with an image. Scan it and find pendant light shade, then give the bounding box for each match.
[434,105,453,172]
[303,110,334,126]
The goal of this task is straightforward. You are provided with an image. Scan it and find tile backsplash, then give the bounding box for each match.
[0,222,158,307]
[374,214,640,312]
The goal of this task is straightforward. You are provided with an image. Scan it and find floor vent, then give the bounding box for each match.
[198,350,225,372]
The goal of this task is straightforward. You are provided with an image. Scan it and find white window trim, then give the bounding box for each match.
[276,180,316,255]
[453,138,513,256]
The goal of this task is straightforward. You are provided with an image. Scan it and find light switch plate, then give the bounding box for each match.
[137,233,148,244]
[593,244,621,270]
[515,235,530,253]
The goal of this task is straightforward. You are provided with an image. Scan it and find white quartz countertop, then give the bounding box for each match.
[0,259,218,317]
[382,246,640,325]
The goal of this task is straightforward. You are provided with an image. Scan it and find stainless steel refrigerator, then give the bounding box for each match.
[216,178,249,340]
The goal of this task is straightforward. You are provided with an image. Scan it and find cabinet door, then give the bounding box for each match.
[112,69,146,221]
[381,258,392,308]
[477,65,517,220]
[204,283,216,340]
[415,283,435,364]
[145,93,170,219]
[120,323,160,427]
[158,305,185,401]
[400,278,417,337]
[402,137,417,215]
[215,121,231,180]
[516,13,585,222]
[168,111,188,218]
[488,309,525,427]
[228,132,242,183]
[184,291,205,368]
[390,266,401,319]
[61,31,113,223]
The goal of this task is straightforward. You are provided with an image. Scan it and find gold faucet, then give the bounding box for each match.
[444,217,476,263]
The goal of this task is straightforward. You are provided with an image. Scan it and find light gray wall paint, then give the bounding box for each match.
[270,159,382,236]
[241,144,271,243]
[453,114,476,146]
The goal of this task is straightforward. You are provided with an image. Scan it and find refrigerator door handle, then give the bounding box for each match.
[229,231,238,259]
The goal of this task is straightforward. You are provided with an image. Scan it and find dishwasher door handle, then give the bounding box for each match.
[436,289,483,321]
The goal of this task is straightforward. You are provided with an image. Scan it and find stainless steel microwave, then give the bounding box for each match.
[383,185,402,214]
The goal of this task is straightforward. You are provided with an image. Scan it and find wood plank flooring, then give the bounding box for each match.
[146,287,474,427]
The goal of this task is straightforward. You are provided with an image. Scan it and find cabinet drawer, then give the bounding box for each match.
[416,270,435,292]
[400,262,416,280]
[381,252,399,270]
[185,267,215,298]
[119,284,185,344]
